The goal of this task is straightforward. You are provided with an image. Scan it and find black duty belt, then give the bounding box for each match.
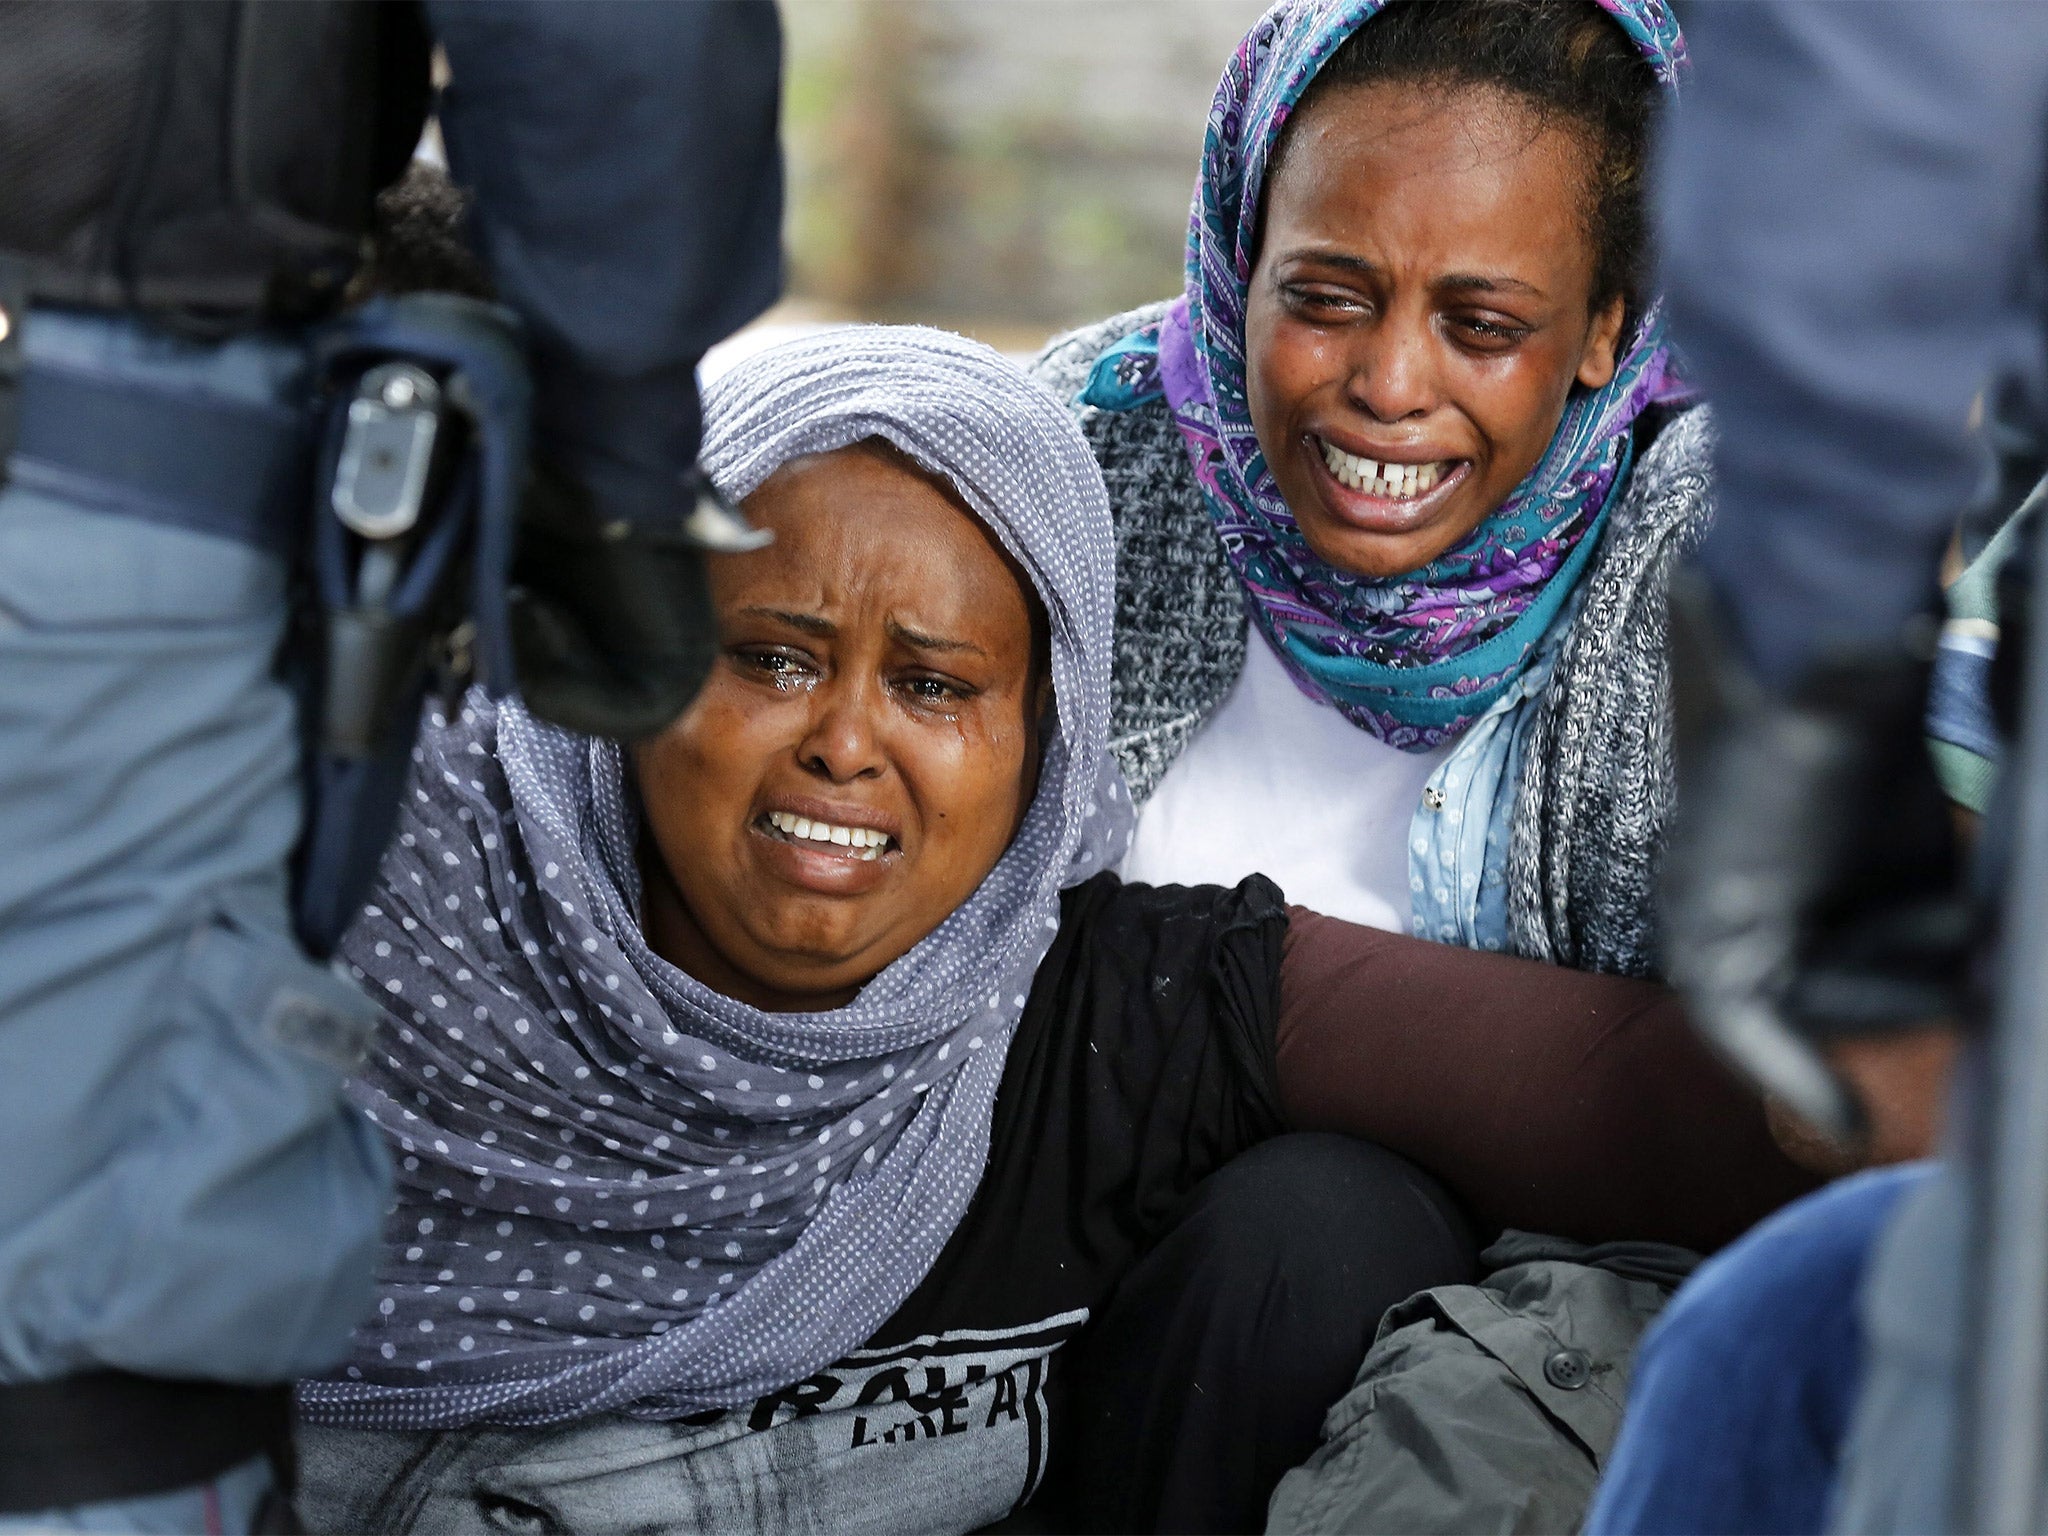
[0,1371,291,1514]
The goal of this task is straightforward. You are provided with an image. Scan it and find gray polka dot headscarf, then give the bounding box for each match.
[300,327,1130,1429]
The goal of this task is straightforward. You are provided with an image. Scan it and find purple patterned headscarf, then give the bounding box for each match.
[1160,0,1686,750]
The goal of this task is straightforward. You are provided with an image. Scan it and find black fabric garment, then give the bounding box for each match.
[1054,1135,1477,1536]
[822,870,1294,1521]
[0,3,781,523]
[0,2,431,319]
[872,872,1289,1356]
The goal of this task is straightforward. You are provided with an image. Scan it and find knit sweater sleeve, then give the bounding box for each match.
[1504,403,1718,978]
[1029,306,1249,804]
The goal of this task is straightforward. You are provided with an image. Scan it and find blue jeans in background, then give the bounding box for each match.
[1583,1163,1933,1536]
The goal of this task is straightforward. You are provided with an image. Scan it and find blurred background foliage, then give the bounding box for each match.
[777,0,1267,350]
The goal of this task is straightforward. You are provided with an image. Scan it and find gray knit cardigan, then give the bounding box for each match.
[1031,303,1714,977]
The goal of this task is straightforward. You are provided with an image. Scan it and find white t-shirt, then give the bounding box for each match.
[1117,627,1453,931]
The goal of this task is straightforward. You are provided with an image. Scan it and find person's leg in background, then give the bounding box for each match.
[0,312,391,1533]
[1582,1163,1933,1536]
[1824,1157,1971,1535]
[1064,1133,1477,1535]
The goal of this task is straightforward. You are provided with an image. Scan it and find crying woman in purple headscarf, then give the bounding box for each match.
[1039,0,1696,977]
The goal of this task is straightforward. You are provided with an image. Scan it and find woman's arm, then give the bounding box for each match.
[1276,908,1819,1252]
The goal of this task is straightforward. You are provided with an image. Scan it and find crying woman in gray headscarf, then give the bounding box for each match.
[294,327,1812,1536]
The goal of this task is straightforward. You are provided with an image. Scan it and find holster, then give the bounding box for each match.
[291,292,531,956]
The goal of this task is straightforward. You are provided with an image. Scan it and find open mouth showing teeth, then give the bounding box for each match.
[1318,439,1453,500]
[759,810,895,861]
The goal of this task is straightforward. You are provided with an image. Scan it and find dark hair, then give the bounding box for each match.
[1275,0,1657,318]
[344,162,494,305]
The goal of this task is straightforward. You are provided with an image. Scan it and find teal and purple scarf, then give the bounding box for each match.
[1087,0,1687,751]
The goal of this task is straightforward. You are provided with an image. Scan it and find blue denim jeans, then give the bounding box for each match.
[1583,1163,1933,1536]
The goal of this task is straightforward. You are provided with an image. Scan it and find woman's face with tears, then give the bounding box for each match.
[1245,79,1627,579]
[633,442,1049,1013]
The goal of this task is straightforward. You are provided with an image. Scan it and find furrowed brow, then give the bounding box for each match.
[1287,251,1383,280]
[742,607,836,637]
[1436,272,1544,298]
[888,620,987,658]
